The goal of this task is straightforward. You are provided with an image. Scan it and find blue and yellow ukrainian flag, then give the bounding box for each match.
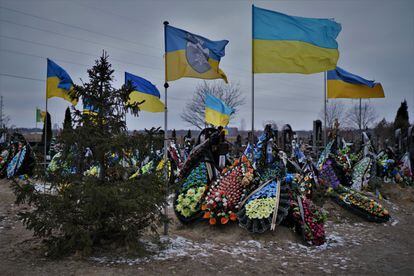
[47,59,77,105]
[327,67,385,98]
[253,6,341,74]
[125,72,164,113]
[83,98,99,116]
[205,94,234,127]
[165,25,229,83]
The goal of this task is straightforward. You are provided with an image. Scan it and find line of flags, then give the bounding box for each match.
[46,59,166,113]
[43,5,385,128]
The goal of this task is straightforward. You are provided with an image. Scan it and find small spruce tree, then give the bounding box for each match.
[62,107,72,133]
[172,129,176,141]
[394,100,410,132]
[41,112,52,153]
[12,52,166,257]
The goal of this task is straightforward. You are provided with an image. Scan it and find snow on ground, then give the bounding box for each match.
[90,235,271,265]
[90,221,362,267]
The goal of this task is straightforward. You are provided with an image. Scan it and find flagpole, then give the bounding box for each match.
[251,4,255,144]
[44,98,48,170]
[163,20,169,236]
[324,71,327,146]
[251,74,254,142]
[359,98,362,130]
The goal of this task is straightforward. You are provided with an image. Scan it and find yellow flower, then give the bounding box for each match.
[187,188,196,196]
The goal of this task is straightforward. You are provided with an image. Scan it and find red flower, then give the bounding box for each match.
[221,217,229,224]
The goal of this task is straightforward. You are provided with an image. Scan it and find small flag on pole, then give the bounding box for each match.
[205,94,234,127]
[165,25,229,83]
[36,108,46,123]
[253,5,341,74]
[125,72,165,113]
[47,59,78,105]
[83,98,99,116]
[327,67,385,98]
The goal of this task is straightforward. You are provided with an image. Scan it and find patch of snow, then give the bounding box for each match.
[91,235,268,265]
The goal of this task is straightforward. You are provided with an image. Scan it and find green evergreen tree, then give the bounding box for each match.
[62,107,72,133]
[394,100,410,132]
[12,52,166,257]
[41,112,52,153]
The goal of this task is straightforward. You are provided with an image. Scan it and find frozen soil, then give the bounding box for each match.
[1,179,413,275]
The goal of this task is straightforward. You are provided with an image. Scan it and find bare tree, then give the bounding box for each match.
[319,101,345,129]
[1,115,10,129]
[345,101,378,129]
[181,81,245,129]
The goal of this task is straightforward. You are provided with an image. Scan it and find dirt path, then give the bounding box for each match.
[1,179,413,275]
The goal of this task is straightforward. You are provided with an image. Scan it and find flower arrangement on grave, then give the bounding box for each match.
[319,159,341,190]
[202,156,253,225]
[327,185,390,222]
[291,195,327,246]
[175,162,209,219]
[238,177,291,233]
[350,157,372,191]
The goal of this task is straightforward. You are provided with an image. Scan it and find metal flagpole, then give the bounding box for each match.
[359,98,362,130]
[44,98,48,170]
[251,73,254,142]
[324,71,327,146]
[251,5,255,144]
[163,21,169,236]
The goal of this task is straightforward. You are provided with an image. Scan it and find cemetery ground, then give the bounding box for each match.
[1,179,413,275]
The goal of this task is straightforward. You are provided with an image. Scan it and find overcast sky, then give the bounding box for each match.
[1,0,413,131]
